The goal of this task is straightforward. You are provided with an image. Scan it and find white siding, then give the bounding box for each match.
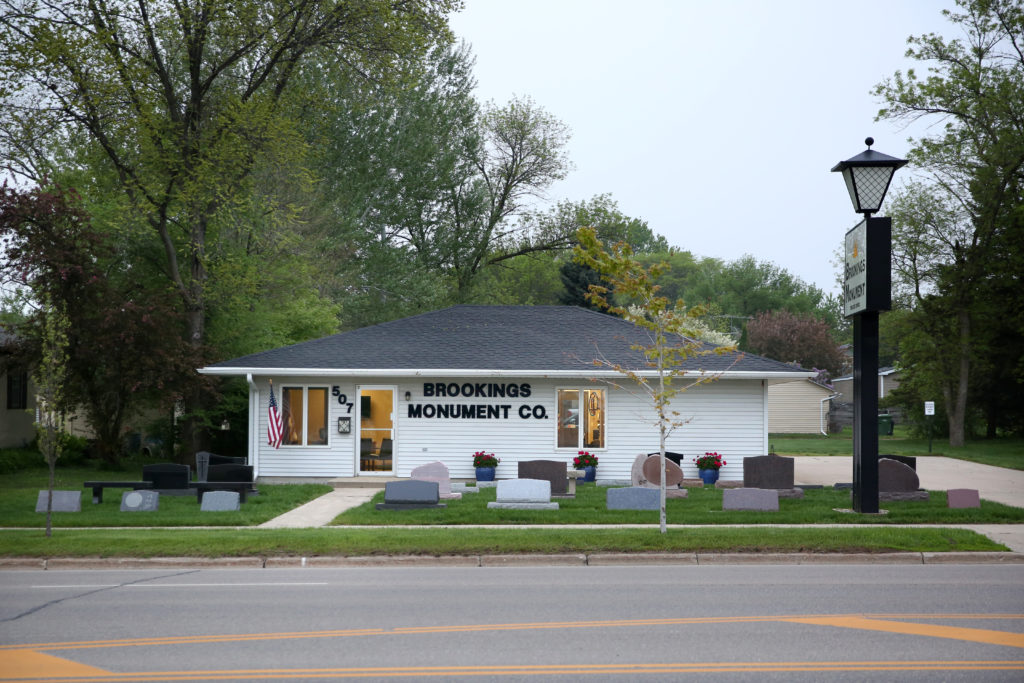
[767,380,832,434]
[249,376,768,482]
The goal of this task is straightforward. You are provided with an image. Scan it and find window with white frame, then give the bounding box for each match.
[556,388,605,449]
[281,386,328,446]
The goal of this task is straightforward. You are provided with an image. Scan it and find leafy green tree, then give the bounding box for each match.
[874,0,1024,445]
[574,227,736,533]
[1,184,206,464]
[32,293,68,538]
[0,0,456,451]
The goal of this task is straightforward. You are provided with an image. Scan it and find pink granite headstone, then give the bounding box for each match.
[946,488,980,509]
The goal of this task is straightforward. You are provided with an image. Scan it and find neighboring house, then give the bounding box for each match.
[0,363,35,448]
[200,305,813,482]
[767,379,839,435]
[830,367,903,430]
[831,367,902,403]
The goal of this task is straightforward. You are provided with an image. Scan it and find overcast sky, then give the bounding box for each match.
[449,0,957,297]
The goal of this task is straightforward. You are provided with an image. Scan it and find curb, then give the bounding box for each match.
[3,552,1022,570]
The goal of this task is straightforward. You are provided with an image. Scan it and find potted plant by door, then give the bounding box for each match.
[473,451,499,482]
[693,452,726,485]
[573,450,599,482]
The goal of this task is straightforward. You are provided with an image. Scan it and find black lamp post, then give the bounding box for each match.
[832,138,906,513]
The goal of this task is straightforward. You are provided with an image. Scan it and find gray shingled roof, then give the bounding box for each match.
[201,305,807,376]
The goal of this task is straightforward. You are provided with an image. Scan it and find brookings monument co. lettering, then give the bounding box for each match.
[408,382,547,420]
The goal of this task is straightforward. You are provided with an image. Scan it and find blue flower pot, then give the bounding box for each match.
[698,468,719,485]
[475,466,496,482]
[582,465,596,482]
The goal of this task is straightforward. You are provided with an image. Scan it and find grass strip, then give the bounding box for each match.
[0,526,1005,557]
[769,430,1024,470]
[329,485,1024,526]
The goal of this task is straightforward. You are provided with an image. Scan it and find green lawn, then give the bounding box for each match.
[0,526,1004,558]
[0,464,331,527]
[330,482,1024,526]
[770,429,1024,470]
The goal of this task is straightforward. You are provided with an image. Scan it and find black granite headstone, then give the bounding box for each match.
[743,454,795,489]
[141,463,190,490]
[518,460,568,496]
[207,464,253,483]
[376,480,446,510]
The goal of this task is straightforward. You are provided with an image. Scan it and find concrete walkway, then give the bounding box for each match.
[258,489,381,528]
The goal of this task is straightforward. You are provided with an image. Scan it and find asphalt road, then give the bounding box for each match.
[2,564,1023,681]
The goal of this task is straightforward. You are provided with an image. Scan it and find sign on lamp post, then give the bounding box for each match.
[833,139,905,514]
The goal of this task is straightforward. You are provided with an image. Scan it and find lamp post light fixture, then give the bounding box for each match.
[832,138,906,514]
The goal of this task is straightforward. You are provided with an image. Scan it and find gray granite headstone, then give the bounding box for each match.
[518,460,568,496]
[743,454,794,489]
[722,488,779,511]
[641,456,683,488]
[606,486,662,510]
[410,461,462,499]
[200,490,240,511]
[35,490,81,513]
[947,488,980,509]
[376,480,446,510]
[121,490,160,511]
[487,478,558,510]
[878,458,919,492]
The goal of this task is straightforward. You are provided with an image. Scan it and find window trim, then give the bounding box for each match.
[554,387,606,451]
[280,385,330,448]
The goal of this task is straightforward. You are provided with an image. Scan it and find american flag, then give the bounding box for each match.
[267,384,283,449]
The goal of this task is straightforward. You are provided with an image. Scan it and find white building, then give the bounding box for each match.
[199,306,812,482]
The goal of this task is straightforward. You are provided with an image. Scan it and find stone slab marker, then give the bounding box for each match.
[743,454,794,489]
[121,490,159,512]
[518,460,568,496]
[35,490,81,513]
[722,488,779,512]
[410,461,462,500]
[878,458,919,492]
[606,487,667,510]
[376,480,446,510]
[947,488,980,509]
[487,478,558,510]
[200,491,241,511]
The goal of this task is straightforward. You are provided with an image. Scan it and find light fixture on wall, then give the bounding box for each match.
[219,420,230,431]
[404,391,411,401]
[337,417,351,434]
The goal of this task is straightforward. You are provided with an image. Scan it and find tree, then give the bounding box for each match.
[746,311,847,377]
[874,0,1024,445]
[32,293,68,538]
[0,184,205,464]
[574,227,737,533]
[0,0,456,451]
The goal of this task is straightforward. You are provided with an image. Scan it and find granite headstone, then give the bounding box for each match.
[606,486,667,510]
[121,490,159,511]
[200,490,241,511]
[722,488,779,511]
[947,488,981,509]
[410,461,462,500]
[518,460,568,496]
[376,480,446,510]
[35,490,81,513]
[487,478,558,510]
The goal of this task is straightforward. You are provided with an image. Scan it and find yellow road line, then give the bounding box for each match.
[3,613,1022,653]
[3,660,1024,682]
[782,616,1024,648]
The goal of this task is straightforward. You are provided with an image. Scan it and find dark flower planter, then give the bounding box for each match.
[698,468,719,485]
[475,466,496,482]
